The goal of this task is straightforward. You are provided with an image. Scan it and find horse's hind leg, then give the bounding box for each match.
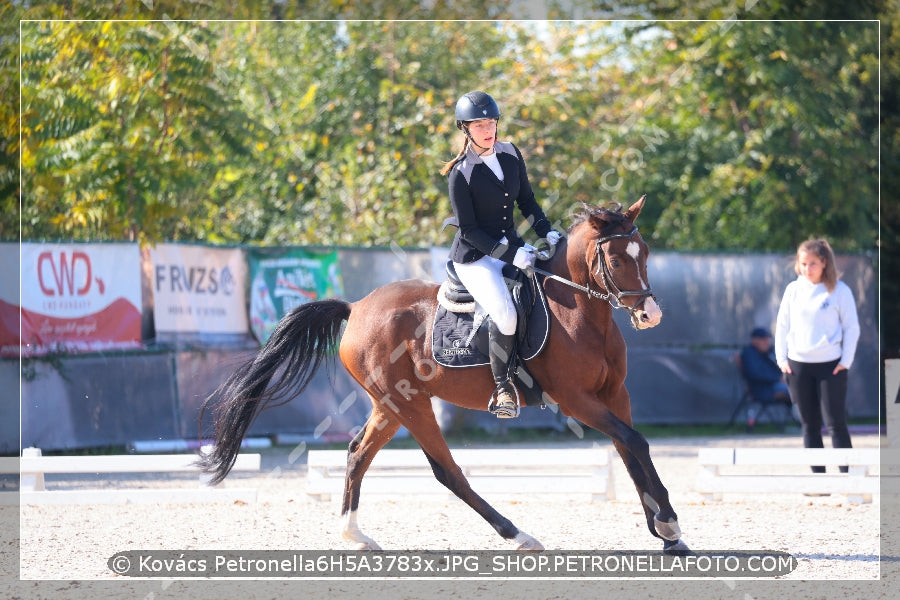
[340,405,402,550]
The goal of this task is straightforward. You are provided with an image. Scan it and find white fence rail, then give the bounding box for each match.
[1,447,261,505]
[306,446,615,503]
[696,447,880,504]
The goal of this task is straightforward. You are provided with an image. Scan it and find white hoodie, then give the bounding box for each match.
[775,275,860,369]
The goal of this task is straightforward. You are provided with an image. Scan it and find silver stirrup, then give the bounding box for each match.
[488,383,520,418]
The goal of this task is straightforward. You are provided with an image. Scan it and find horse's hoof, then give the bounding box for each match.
[354,541,383,551]
[653,516,682,541]
[514,532,544,552]
[663,539,693,556]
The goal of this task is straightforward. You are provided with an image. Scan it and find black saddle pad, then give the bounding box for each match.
[431,269,550,369]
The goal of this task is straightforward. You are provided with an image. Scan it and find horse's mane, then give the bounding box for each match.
[567,201,627,233]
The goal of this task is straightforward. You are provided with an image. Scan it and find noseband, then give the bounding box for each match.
[588,225,657,316]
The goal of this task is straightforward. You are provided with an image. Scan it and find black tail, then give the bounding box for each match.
[196,298,351,484]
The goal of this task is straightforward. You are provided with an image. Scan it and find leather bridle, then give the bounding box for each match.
[532,225,656,317]
[589,225,657,315]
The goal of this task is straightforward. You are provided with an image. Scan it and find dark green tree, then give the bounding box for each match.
[20,20,260,244]
[618,20,878,253]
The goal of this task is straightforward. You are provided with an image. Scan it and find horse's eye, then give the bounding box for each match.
[610,258,621,268]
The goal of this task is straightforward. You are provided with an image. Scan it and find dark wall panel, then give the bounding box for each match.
[175,349,372,441]
[16,250,879,451]
[0,360,20,453]
[21,353,178,450]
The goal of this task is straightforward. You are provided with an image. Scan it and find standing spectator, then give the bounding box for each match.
[775,239,860,472]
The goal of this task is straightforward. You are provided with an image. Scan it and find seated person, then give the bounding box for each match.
[739,327,791,406]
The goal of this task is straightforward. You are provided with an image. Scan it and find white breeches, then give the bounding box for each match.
[452,255,517,336]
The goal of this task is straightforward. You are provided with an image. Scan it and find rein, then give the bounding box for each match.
[531,225,656,316]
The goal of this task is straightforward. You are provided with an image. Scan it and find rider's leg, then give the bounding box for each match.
[451,255,519,417]
[487,318,518,417]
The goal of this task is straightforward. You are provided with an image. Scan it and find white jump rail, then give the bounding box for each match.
[696,447,880,504]
[306,446,614,503]
[0,447,261,505]
[882,449,900,496]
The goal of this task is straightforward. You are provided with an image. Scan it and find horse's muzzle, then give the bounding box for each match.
[632,296,662,329]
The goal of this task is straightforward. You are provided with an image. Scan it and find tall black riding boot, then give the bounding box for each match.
[487,320,519,418]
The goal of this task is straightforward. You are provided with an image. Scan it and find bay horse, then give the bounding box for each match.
[198,195,689,554]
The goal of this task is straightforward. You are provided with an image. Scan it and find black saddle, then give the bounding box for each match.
[440,261,480,305]
[432,260,552,407]
[441,261,521,303]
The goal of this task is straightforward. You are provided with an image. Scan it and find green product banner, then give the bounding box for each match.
[247,248,343,344]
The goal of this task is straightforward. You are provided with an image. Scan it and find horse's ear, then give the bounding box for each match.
[586,209,608,231]
[581,203,605,231]
[625,194,647,222]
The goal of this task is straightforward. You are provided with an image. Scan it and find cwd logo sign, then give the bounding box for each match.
[22,245,138,317]
[0,243,143,356]
[37,250,101,298]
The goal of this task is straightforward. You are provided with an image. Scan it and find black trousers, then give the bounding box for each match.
[786,358,852,473]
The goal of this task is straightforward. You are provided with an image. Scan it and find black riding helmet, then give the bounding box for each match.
[455,90,501,130]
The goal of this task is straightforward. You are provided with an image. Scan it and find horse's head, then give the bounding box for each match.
[570,195,662,329]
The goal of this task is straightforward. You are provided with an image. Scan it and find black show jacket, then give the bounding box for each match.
[447,141,552,264]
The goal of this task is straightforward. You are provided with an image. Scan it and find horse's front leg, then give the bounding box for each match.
[610,437,690,554]
[570,401,690,554]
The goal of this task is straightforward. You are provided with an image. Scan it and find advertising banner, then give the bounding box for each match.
[149,244,249,343]
[1,242,142,356]
[247,248,343,343]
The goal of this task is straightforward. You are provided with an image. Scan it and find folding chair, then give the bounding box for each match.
[726,352,798,432]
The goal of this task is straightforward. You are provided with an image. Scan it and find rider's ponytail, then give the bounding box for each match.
[440,136,469,176]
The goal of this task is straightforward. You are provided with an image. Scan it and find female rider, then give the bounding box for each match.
[440,91,561,418]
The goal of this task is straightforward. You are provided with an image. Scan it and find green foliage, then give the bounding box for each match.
[878,3,900,353]
[9,5,883,252]
[0,3,20,239]
[610,20,879,252]
[19,20,262,244]
[5,1,890,343]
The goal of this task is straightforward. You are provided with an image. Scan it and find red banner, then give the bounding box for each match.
[0,243,143,356]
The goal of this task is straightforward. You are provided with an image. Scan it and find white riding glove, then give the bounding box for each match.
[546,230,562,246]
[513,247,536,270]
